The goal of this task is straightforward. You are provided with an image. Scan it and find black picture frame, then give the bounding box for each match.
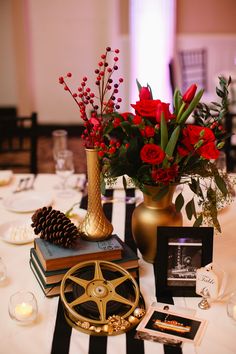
[155,226,214,297]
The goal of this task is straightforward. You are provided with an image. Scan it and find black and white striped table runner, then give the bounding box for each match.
[51,189,185,354]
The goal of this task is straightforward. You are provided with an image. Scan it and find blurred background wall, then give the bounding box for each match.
[0,0,236,125]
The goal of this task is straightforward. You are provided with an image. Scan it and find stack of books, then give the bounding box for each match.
[29,234,139,297]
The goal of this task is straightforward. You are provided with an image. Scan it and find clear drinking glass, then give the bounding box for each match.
[55,149,75,197]
[227,292,236,323]
[52,129,68,160]
[0,258,7,283]
[216,151,227,172]
[8,291,38,325]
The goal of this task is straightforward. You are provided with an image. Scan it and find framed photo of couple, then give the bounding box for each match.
[155,226,214,297]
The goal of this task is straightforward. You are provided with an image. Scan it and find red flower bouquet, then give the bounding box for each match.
[60,48,234,231]
[98,78,234,232]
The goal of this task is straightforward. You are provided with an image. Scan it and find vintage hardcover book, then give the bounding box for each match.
[115,242,139,270]
[29,259,72,297]
[30,240,139,285]
[30,248,68,284]
[30,257,138,297]
[34,234,123,271]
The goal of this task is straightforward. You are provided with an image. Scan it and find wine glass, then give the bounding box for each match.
[52,129,68,160]
[55,150,75,197]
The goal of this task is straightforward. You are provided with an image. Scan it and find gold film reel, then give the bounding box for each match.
[60,260,146,335]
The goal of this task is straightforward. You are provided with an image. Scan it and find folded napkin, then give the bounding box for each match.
[0,170,13,186]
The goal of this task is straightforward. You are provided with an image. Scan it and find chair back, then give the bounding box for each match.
[0,112,38,173]
[179,48,208,92]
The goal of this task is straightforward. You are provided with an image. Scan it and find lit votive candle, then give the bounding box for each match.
[15,302,33,320]
[8,291,38,324]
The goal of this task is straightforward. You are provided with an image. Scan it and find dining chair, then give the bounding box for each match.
[178,48,208,92]
[169,58,176,96]
[0,112,38,174]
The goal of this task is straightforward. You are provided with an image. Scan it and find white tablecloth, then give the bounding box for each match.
[0,174,236,354]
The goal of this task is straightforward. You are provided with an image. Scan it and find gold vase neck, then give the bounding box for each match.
[80,148,113,240]
[143,185,176,209]
[86,148,102,211]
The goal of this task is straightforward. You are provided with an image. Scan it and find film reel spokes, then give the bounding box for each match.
[60,260,145,335]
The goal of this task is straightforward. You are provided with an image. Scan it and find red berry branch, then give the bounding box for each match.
[59,47,124,148]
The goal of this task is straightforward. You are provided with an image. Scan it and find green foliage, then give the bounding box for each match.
[175,192,184,212]
[99,76,235,232]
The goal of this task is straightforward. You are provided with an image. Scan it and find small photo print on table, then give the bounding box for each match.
[167,237,202,287]
[155,226,214,297]
[136,306,207,346]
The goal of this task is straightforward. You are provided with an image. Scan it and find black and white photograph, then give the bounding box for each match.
[167,237,202,286]
[155,227,214,297]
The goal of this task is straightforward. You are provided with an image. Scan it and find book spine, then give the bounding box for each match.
[30,259,71,297]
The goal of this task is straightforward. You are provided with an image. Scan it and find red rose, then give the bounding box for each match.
[182,84,197,103]
[183,125,215,145]
[155,101,175,123]
[139,87,152,100]
[198,142,220,160]
[113,117,121,127]
[133,115,142,125]
[177,145,190,157]
[131,99,161,117]
[121,112,133,121]
[144,125,155,137]
[151,164,179,184]
[179,125,219,159]
[140,144,165,165]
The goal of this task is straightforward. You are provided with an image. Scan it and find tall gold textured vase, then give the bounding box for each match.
[79,148,113,241]
[132,185,182,263]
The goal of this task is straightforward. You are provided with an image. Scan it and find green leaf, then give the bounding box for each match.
[147,83,153,99]
[189,178,198,194]
[190,178,203,198]
[160,113,168,150]
[211,101,221,107]
[122,175,127,190]
[191,198,197,218]
[175,192,184,212]
[174,88,181,114]
[185,199,195,220]
[215,174,228,196]
[100,176,106,195]
[65,202,80,218]
[193,214,203,227]
[216,87,224,98]
[136,79,142,92]
[165,125,181,158]
[178,89,204,124]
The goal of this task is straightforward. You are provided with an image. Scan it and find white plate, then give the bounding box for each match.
[3,191,53,213]
[0,219,35,244]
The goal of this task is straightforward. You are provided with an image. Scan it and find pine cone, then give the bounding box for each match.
[31,206,79,248]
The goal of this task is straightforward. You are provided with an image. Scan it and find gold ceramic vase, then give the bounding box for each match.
[79,148,113,241]
[132,185,182,263]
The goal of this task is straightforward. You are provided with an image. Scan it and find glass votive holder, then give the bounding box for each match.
[216,151,227,172]
[227,292,236,323]
[0,258,7,283]
[8,291,38,325]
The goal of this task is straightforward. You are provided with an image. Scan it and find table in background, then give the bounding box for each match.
[0,174,236,354]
